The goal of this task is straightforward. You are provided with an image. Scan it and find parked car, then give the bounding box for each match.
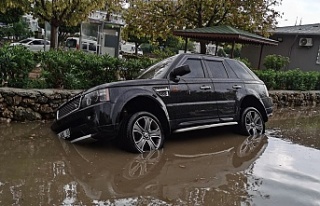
[10,38,50,52]
[51,53,273,153]
[65,37,98,54]
[120,42,143,55]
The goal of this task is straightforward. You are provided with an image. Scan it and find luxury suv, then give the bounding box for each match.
[51,53,273,153]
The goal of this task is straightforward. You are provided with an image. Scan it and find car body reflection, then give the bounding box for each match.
[57,132,268,205]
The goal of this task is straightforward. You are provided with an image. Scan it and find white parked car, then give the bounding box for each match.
[120,42,143,55]
[10,38,50,52]
[65,37,98,54]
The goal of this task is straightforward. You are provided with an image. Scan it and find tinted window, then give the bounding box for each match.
[226,60,254,79]
[205,60,228,78]
[138,55,177,79]
[82,43,88,50]
[225,64,238,78]
[31,40,42,45]
[89,43,96,51]
[183,59,205,78]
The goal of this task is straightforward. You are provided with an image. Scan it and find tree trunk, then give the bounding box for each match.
[135,42,138,55]
[50,19,59,49]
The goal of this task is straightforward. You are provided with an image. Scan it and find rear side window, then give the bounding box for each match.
[205,60,228,78]
[182,58,205,78]
[226,59,255,79]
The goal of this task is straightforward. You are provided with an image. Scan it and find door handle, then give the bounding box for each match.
[200,85,211,90]
[232,85,242,89]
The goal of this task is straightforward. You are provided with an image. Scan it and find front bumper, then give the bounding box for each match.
[51,102,118,142]
[261,96,273,118]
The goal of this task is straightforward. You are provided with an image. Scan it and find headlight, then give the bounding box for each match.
[81,88,110,107]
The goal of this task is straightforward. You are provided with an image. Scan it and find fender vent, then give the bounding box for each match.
[154,87,170,97]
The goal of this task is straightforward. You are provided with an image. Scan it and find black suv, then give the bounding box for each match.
[51,53,273,153]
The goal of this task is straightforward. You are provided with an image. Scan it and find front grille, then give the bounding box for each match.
[57,96,81,120]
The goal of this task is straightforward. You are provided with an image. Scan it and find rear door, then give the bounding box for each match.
[166,56,218,127]
[204,57,243,122]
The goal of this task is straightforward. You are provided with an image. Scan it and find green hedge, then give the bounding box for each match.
[1,45,320,91]
[254,69,320,91]
[0,45,155,89]
[0,45,36,88]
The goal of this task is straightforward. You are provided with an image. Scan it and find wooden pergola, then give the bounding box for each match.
[173,25,278,69]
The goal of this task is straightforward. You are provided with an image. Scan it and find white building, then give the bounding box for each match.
[22,14,39,32]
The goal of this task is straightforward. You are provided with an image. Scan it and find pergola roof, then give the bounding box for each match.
[173,25,278,46]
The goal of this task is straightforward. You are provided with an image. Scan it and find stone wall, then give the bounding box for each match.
[0,88,81,123]
[269,90,320,108]
[0,88,320,123]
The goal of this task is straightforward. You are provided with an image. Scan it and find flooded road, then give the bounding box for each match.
[0,107,320,205]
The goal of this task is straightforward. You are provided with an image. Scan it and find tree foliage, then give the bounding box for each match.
[0,8,24,24]
[123,0,282,53]
[1,0,125,49]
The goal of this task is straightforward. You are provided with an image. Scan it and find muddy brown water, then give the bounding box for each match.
[1,107,320,206]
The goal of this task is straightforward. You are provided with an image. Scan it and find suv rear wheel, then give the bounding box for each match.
[239,107,265,136]
[120,111,164,153]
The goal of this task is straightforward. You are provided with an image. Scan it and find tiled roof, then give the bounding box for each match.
[173,25,278,46]
[272,23,320,35]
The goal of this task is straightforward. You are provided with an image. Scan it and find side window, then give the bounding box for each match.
[182,58,205,78]
[226,60,254,79]
[205,60,228,78]
[225,64,238,79]
[89,43,96,51]
[31,40,42,45]
[82,42,88,50]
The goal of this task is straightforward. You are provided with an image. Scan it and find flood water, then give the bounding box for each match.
[0,107,320,206]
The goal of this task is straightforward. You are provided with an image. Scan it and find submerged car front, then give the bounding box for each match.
[51,84,116,143]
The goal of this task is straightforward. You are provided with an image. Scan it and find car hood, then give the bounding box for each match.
[10,42,25,46]
[84,79,169,94]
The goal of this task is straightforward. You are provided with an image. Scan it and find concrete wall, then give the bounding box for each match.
[242,34,320,71]
[0,88,319,123]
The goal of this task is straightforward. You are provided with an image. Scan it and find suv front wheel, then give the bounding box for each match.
[239,107,265,136]
[121,111,164,153]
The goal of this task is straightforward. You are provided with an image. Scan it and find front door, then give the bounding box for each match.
[165,56,218,127]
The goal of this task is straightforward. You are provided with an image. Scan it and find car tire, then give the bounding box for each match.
[239,107,265,136]
[120,111,164,153]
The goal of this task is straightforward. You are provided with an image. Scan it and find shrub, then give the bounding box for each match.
[254,69,276,89]
[253,69,320,90]
[263,54,290,71]
[0,44,36,87]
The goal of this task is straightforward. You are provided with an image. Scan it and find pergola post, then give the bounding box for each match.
[231,41,235,58]
[258,44,265,69]
[184,37,188,53]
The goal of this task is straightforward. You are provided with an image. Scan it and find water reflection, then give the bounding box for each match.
[0,123,268,205]
[48,132,268,205]
[268,107,320,149]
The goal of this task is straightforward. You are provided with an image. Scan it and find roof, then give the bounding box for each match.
[173,25,278,46]
[272,23,320,35]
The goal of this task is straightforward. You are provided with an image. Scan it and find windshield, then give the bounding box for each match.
[66,39,77,48]
[138,55,178,79]
[19,39,32,44]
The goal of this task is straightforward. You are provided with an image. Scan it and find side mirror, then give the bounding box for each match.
[170,65,190,82]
